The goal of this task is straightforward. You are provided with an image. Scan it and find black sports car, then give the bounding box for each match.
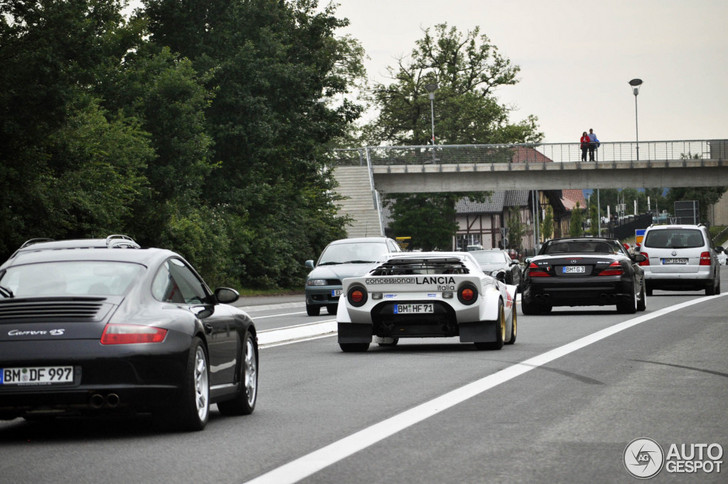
[521,237,647,314]
[0,236,257,431]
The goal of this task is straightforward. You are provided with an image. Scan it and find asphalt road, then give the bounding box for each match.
[2,276,727,484]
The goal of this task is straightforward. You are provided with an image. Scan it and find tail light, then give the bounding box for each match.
[639,252,650,266]
[457,282,478,305]
[101,324,167,345]
[700,252,711,266]
[528,262,551,277]
[347,285,368,307]
[599,261,624,276]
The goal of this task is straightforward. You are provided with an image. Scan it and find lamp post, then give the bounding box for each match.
[628,78,643,160]
[425,83,438,162]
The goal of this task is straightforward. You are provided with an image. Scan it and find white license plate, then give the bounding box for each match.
[662,258,688,265]
[1,366,74,386]
[394,303,434,314]
[562,265,586,274]
[331,289,342,297]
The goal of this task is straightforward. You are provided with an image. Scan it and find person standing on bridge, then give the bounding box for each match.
[580,131,590,161]
[588,128,600,161]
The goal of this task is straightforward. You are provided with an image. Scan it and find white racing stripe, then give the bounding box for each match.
[244,294,725,484]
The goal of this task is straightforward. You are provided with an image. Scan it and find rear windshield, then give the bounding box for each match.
[0,261,144,297]
[542,241,620,255]
[644,229,704,249]
[370,258,470,275]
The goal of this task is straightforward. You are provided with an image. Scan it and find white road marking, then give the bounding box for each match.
[244,295,725,484]
[258,320,336,347]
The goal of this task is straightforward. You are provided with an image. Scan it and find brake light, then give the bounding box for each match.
[100,324,167,345]
[457,283,479,305]
[528,262,551,277]
[347,285,368,307]
[599,261,624,276]
[700,251,711,266]
[639,252,650,266]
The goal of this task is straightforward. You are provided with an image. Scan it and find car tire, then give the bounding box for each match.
[475,300,505,350]
[339,343,369,352]
[167,337,209,431]
[505,303,517,345]
[637,282,647,311]
[617,286,637,314]
[326,304,337,315]
[217,331,258,416]
[306,304,321,316]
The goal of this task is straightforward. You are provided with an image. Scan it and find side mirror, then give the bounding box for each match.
[215,287,240,304]
[717,246,725,253]
[632,253,647,263]
[305,260,315,269]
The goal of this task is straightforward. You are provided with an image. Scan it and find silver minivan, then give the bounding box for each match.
[639,224,722,295]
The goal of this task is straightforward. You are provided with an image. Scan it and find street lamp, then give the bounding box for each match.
[628,78,643,160]
[425,83,438,146]
[425,83,438,163]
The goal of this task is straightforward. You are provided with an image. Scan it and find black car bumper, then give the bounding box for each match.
[523,276,633,307]
[0,336,190,419]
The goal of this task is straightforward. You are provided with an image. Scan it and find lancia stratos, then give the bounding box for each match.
[336,252,517,352]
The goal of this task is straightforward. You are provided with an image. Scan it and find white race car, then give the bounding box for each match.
[336,252,518,352]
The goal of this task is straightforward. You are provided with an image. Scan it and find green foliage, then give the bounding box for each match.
[541,206,554,241]
[384,194,460,251]
[364,23,542,146]
[569,202,584,237]
[587,204,600,236]
[665,187,727,223]
[506,207,526,250]
[364,23,542,249]
[1,0,364,290]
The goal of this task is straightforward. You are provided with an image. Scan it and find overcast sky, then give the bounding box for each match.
[332,0,728,144]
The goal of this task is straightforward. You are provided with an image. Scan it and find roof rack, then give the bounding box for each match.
[105,235,140,249]
[19,238,54,249]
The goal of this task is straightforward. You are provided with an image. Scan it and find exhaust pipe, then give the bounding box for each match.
[106,393,120,408]
[89,394,105,409]
[89,393,121,409]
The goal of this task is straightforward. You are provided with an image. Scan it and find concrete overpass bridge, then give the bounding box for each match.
[331,140,728,237]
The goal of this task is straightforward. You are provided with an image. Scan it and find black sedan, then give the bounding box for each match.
[0,236,257,431]
[521,237,647,314]
[469,249,523,287]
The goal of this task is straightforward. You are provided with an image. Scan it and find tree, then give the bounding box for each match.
[144,0,365,287]
[385,194,460,251]
[666,187,727,224]
[365,24,542,250]
[506,207,526,251]
[365,23,541,146]
[569,202,584,237]
[0,0,153,256]
[541,205,554,242]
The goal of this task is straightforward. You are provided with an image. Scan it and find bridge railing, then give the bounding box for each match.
[332,139,728,166]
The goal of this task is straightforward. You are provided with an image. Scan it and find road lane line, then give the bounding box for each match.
[258,321,336,348]
[254,311,308,320]
[244,294,725,484]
